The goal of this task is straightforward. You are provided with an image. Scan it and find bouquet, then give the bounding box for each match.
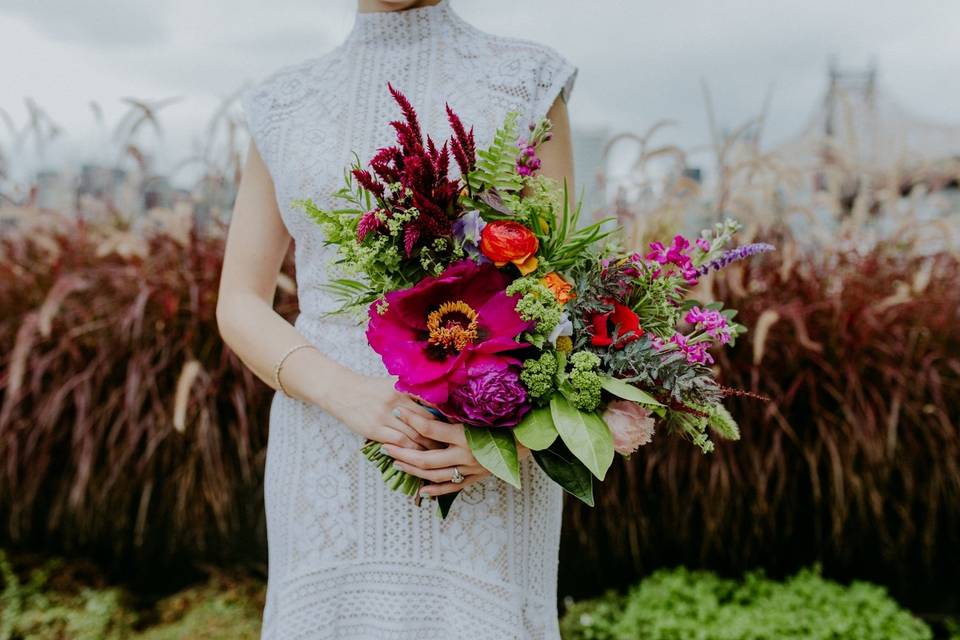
[298,84,773,516]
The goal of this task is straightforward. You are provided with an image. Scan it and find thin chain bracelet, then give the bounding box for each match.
[273,343,317,397]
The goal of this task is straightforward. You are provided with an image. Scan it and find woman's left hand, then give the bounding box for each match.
[382,407,530,498]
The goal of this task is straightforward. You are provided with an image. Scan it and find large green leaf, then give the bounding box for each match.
[464,426,521,489]
[550,395,614,480]
[532,441,594,506]
[513,407,558,451]
[601,376,663,407]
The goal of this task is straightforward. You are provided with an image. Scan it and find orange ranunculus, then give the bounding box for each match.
[541,272,575,304]
[480,220,539,275]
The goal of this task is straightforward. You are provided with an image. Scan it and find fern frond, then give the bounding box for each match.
[467,112,522,193]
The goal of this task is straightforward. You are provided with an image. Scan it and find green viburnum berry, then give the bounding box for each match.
[567,351,602,412]
[506,276,563,347]
[520,352,558,403]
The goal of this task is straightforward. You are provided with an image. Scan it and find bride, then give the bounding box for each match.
[217,1,576,637]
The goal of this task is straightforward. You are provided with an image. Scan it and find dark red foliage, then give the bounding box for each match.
[0,222,296,582]
[446,103,476,178]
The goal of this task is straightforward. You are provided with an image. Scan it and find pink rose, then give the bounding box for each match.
[602,400,656,455]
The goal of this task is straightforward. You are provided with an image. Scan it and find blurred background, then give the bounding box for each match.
[1,1,958,638]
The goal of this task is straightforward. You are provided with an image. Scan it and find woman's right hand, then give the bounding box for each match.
[322,372,440,451]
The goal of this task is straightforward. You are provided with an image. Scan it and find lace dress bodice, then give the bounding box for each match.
[242,3,576,638]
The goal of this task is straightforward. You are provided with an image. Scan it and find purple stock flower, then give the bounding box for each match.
[647,235,700,284]
[445,359,530,427]
[515,138,542,177]
[453,209,488,260]
[685,306,732,344]
[651,333,714,365]
[697,243,775,276]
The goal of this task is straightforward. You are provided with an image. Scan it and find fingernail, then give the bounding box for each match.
[393,461,402,469]
[379,444,391,456]
[419,490,431,499]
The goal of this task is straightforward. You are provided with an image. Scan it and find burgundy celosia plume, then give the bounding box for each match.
[353,85,469,255]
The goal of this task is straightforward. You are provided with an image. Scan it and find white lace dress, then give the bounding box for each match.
[242,3,577,638]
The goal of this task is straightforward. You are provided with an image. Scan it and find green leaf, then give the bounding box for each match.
[514,407,559,451]
[436,492,460,519]
[467,112,523,193]
[550,395,614,480]
[532,440,594,506]
[601,376,664,407]
[464,426,521,489]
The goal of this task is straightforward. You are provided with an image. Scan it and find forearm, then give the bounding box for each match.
[217,292,356,410]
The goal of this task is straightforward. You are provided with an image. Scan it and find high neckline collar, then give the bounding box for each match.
[348,1,456,43]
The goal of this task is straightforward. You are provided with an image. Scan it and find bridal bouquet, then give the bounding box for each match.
[298,85,773,516]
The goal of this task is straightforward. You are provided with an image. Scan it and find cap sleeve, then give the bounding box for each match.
[529,48,578,123]
[241,83,277,171]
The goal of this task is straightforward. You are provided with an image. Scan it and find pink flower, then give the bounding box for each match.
[650,333,714,365]
[602,400,656,455]
[671,333,714,365]
[646,235,700,284]
[685,306,732,344]
[366,260,530,413]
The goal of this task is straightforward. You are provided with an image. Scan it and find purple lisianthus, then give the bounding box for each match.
[444,357,530,427]
[453,209,487,260]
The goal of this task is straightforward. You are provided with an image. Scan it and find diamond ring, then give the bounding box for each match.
[451,467,465,484]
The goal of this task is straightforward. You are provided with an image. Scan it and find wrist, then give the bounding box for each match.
[308,367,361,414]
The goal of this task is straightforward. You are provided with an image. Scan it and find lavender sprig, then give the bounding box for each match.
[697,243,775,276]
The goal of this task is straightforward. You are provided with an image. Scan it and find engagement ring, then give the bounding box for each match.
[451,467,465,484]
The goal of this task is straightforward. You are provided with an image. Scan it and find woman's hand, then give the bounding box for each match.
[323,373,440,451]
[382,408,531,497]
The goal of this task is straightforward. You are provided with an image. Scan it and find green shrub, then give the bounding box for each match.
[560,567,932,640]
[0,549,263,640]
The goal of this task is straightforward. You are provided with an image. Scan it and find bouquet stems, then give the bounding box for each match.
[361,439,423,501]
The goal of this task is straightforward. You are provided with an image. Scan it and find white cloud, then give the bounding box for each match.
[4,0,173,46]
[2,0,959,173]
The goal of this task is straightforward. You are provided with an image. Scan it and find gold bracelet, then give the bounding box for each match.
[273,343,316,397]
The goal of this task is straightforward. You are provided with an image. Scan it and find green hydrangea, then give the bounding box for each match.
[506,276,563,347]
[520,352,558,403]
[568,351,602,411]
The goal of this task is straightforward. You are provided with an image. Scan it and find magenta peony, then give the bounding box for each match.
[602,400,656,455]
[444,357,529,427]
[366,260,531,423]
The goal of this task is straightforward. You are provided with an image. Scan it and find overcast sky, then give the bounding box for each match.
[2,0,959,180]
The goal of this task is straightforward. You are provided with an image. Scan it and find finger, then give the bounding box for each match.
[420,473,486,497]
[396,408,466,446]
[387,412,434,450]
[396,398,435,420]
[381,443,471,469]
[373,427,423,451]
[392,403,446,449]
[392,461,484,484]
